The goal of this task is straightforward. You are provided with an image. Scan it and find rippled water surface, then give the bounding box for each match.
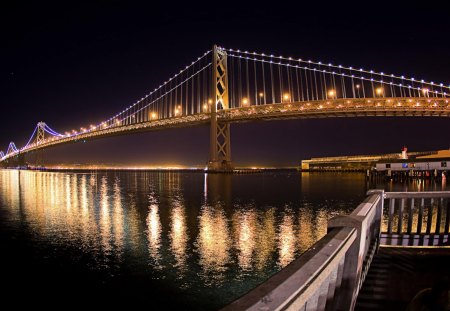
[0,170,447,309]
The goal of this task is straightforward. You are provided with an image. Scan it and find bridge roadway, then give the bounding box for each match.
[3,97,450,160]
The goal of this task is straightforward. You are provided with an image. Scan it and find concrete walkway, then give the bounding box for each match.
[355,247,450,310]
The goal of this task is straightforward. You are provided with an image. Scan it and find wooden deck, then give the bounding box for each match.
[356,246,450,310]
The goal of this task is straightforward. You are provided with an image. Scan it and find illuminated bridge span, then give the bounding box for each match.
[1,46,450,170]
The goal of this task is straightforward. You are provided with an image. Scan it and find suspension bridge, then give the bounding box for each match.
[1,45,449,170]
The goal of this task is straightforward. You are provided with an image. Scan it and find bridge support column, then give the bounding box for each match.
[35,122,45,167]
[208,45,233,172]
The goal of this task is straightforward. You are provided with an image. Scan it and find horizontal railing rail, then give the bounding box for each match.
[222,227,357,311]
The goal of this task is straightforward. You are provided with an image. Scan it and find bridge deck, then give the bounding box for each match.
[355,246,450,310]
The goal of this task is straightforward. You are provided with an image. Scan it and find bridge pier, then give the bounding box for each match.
[208,120,233,171]
[207,45,233,172]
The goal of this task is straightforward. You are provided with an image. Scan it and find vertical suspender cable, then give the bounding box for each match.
[278,63,283,102]
[361,74,366,98]
[238,57,242,106]
[253,57,258,105]
[390,76,395,98]
[313,68,318,100]
[351,74,355,98]
[287,61,293,102]
[270,58,275,104]
[192,62,196,114]
[246,56,250,102]
[295,65,301,101]
[230,57,235,108]
[305,65,309,101]
[261,59,266,105]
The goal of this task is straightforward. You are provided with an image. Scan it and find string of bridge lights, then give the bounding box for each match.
[23,124,39,149]
[222,47,450,92]
[6,142,18,154]
[2,47,450,161]
[101,50,211,128]
[114,62,212,126]
[226,53,448,98]
[1,55,213,159]
[42,124,63,137]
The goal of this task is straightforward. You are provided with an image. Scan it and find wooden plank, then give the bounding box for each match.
[407,198,414,234]
[388,199,395,234]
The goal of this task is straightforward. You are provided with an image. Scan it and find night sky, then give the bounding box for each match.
[1,1,450,167]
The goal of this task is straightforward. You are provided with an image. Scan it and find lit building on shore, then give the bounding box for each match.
[301,148,450,172]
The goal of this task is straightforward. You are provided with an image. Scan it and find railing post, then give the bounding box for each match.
[388,198,395,234]
[398,198,404,234]
[418,198,425,233]
[407,198,414,234]
[445,199,450,233]
[427,198,434,234]
[368,189,384,250]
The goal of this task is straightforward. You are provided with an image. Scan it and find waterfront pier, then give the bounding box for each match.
[223,190,450,311]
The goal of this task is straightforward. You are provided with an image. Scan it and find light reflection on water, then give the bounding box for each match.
[1,169,447,309]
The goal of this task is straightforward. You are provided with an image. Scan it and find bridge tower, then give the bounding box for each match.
[208,45,233,171]
[36,122,46,145]
[35,122,46,167]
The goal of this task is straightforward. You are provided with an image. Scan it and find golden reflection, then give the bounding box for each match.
[278,210,296,268]
[113,178,124,253]
[100,176,112,253]
[254,209,276,271]
[81,175,88,215]
[147,191,162,268]
[71,174,78,210]
[0,170,133,265]
[1,170,20,213]
[232,210,256,271]
[65,175,71,211]
[169,198,188,273]
[197,205,231,284]
[297,207,329,254]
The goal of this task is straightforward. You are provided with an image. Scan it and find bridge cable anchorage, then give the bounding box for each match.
[1,46,450,164]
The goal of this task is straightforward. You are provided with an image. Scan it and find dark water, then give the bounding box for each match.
[0,170,447,309]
